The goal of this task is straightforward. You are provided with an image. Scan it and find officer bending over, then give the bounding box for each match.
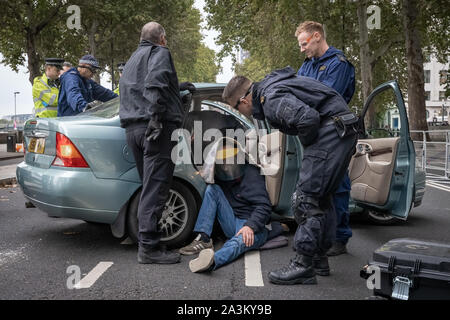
[223,68,358,285]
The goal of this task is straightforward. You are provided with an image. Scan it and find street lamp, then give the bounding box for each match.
[13,91,20,130]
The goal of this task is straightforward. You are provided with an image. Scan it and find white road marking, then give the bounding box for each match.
[0,246,26,268]
[426,182,450,193]
[74,262,113,289]
[244,251,264,287]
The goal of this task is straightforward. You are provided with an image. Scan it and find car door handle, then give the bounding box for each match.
[287,151,296,155]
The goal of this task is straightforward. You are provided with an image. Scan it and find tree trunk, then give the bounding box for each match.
[357,0,375,127]
[26,30,41,84]
[402,0,428,141]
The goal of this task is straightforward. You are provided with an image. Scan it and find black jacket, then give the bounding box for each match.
[252,66,351,146]
[216,165,272,233]
[119,40,184,128]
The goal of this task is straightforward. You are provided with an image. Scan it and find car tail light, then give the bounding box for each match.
[52,132,89,168]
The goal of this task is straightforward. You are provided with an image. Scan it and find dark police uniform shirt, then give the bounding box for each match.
[119,40,184,128]
[297,46,355,104]
[58,67,118,116]
[216,165,272,233]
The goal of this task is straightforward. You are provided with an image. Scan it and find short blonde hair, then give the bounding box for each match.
[295,21,325,38]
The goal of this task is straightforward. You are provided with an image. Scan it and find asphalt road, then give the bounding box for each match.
[1,179,449,301]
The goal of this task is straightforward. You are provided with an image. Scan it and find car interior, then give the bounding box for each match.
[349,137,400,206]
[185,91,286,207]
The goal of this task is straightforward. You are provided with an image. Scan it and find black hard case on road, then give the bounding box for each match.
[362,238,450,300]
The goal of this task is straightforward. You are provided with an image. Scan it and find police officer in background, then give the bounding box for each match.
[119,21,195,264]
[114,62,126,95]
[222,68,358,285]
[32,58,64,118]
[296,21,356,256]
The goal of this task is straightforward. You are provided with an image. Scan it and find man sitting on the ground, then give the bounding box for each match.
[179,144,283,273]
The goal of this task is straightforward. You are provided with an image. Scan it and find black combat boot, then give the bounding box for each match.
[313,254,330,276]
[138,244,181,264]
[268,254,317,285]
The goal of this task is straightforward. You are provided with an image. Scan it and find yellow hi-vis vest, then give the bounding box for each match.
[32,73,59,118]
[114,84,120,95]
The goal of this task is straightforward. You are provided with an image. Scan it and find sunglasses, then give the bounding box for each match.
[234,84,253,110]
[299,33,315,48]
[78,65,97,74]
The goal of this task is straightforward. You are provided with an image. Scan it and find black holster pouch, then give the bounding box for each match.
[333,112,359,139]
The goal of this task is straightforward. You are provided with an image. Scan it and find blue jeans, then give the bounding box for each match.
[194,184,268,270]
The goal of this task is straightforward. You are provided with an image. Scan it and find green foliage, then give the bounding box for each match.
[179,44,221,83]
[0,0,219,85]
[205,0,448,115]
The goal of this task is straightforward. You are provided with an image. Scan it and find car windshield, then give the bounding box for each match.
[80,97,120,118]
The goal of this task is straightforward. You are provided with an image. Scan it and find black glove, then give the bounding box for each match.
[145,115,163,141]
[179,82,196,94]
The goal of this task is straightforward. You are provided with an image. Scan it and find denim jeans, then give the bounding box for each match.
[194,184,268,269]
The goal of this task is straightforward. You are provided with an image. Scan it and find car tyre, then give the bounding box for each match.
[363,209,398,225]
[127,180,198,248]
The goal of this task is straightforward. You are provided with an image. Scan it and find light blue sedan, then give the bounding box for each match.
[17,82,425,247]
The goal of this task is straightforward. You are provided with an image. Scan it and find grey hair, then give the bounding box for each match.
[140,22,165,43]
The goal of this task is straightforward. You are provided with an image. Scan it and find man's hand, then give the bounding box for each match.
[236,226,255,247]
[83,101,97,112]
[179,82,196,94]
[145,116,163,141]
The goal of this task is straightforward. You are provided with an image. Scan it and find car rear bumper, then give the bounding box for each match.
[16,162,140,224]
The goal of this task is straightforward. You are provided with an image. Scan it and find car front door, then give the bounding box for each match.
[349,81,415,219]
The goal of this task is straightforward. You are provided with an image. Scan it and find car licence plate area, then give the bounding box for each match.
[28,137,46,154]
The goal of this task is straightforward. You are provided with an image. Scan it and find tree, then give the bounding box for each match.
[0,0,67,83]
[179,44,220,83]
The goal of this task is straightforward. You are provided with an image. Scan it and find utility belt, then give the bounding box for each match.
[322,112,359,139]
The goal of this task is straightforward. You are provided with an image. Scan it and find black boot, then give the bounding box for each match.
[268,254,317,285]
[138,244,181,264]
[313,254,330,276]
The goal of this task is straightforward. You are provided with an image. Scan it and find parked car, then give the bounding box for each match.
[17,81,425,247]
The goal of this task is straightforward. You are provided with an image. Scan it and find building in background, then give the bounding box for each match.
[423,54,449,124]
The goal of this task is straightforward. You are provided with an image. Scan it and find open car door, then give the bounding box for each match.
[349,81,415,220]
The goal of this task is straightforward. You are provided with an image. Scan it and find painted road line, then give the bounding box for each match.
[74,262,114,289]
[426,182,450,193]
[245,251,264,287]
[427,180,450,190]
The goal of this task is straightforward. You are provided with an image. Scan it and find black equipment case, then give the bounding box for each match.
[361,238,450,300]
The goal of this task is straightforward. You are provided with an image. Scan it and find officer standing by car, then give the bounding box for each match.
[119,21,195,264]
[296,21,356,256]
[57,55,117,117]
[223,68,358,285]
[32,58,64,118]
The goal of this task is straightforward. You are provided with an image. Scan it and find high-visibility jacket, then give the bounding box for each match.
[114,84,120,95]
[32,73,59,118]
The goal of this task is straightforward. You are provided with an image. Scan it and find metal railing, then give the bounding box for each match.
[411,130,450,178]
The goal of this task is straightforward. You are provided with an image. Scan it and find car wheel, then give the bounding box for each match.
[127,180,198,248]
[363,209,397,225]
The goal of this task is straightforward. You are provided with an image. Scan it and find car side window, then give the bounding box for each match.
[365,89,400,139]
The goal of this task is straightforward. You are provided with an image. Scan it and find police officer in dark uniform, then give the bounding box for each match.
[119,21,195,264]
[296,21,356,256]
[222,67,358,285]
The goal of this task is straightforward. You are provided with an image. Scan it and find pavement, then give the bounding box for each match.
[0,144,24,187]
